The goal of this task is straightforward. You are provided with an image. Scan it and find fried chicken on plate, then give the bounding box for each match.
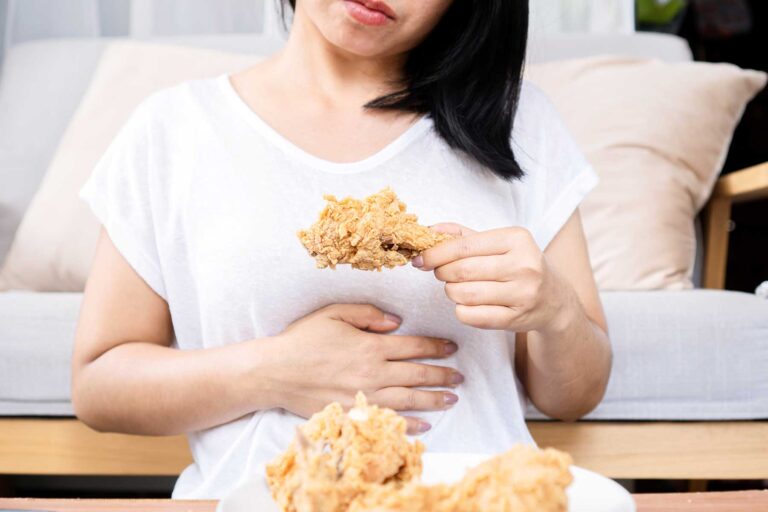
[266,393,573,512]
[266,392,424,512]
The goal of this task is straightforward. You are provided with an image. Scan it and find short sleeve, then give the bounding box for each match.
[78,102,167,300]
[510,82,599,250]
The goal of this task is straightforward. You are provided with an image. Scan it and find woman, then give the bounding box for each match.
[72,0,611,499]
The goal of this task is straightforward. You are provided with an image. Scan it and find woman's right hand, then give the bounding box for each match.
[260,304,463,435]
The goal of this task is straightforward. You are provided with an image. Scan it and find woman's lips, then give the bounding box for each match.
[343,0,395,26]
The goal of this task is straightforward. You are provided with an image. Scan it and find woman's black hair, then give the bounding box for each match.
[280,0,529,180]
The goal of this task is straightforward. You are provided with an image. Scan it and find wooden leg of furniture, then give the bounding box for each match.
[703,161,768,289]
[703,196,732,289]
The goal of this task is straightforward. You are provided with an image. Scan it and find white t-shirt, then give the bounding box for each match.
[79,75,598,499]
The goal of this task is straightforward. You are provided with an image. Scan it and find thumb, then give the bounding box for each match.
[430,222,478,237]
[323,304,402,332]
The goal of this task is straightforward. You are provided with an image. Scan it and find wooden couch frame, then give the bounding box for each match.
[1,164,767,480]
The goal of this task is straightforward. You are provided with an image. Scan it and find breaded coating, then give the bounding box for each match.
[265,394,573,512]
[349,446,572,512]
[266,393,424,512]
[298,188,453,271]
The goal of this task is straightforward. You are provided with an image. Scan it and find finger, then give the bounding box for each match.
[321,304,401,332]
[383,362,464,388]
[434,254,511,283]
[417,228,522,272]
[378,335,458,360]
[370,387,459,412]
[429,223,478,237]
[455,304,516,330]
[444,281,516,307]
[403,416,432,435]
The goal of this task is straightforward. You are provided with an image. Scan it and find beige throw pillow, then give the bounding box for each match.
[1,48,765,292]
[0,42,258,291]
[526,57,765,290]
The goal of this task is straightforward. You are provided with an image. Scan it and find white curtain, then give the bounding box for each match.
[530,0,635,34]
[0,0,634,62]
[1,0,279,48]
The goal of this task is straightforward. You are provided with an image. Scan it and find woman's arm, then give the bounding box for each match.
[73,229,461,436]
[415,211,611,421]
[513,212,610,420]
[72,229,278,435]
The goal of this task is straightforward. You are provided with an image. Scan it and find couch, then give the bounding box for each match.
[0,31,766,481]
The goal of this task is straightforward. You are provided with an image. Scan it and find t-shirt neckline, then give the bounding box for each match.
[217,74,433,174]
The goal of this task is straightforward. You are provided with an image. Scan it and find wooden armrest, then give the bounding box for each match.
[703,162,768,289]
[711,162,768,203]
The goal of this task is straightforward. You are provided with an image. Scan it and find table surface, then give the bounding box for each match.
[1,491,767,511]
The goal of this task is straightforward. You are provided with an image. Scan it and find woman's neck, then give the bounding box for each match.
[270,6,406,108]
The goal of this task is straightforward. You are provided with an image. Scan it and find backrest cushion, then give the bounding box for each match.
[526,56,765,289]
[0,39,108,262]
[0,41,258,291]
[0,34,283,265]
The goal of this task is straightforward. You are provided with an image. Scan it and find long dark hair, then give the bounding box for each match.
[280,1,529,181]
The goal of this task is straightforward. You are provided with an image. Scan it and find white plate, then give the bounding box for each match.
[217,453,635,512]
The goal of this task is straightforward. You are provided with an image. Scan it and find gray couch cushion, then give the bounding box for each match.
[527,32,693,64]
[2,289,767,420]
[528,290,768,420]
[0,291,80,415]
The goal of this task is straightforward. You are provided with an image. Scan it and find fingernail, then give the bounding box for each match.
[412,255,424,268]
[418,421,431,433]
[444,342,458,355]
[452,372,465,385]
[384,313,402,324]
[444,393,459,406]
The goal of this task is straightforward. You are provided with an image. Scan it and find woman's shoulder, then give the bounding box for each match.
[511,80,580,158]
[518,80,549,105]
[514,80,560,131]
[510,79,596,190]
[129,76,227,126]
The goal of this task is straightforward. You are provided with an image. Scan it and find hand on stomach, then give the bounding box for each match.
[262,304,462,435]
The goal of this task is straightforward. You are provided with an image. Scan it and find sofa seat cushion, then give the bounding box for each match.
[527,290,768,420]
[0,291,80,415]
[2,290,767,420]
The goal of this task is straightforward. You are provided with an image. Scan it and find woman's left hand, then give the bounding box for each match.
[413,223,569,333]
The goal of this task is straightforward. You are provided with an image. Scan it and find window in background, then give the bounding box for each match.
[1,0,268,44]
[530,0,635,34]
[0,0,636,52]
[0,0,637,70]
[0,0,284,71]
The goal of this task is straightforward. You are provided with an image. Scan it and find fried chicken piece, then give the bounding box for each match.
[348,446,573,512]
[347,482,454,512]
[266,394,573,512]
[298,188,453,271]
[447,445,572,512]
[266,392,425,512]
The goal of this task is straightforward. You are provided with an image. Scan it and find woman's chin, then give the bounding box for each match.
[329,32,398,59]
